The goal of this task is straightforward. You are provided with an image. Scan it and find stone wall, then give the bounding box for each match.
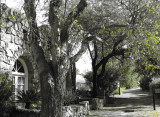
[0,3,28,74]
[0,3,39,91]
[63,101,90,117]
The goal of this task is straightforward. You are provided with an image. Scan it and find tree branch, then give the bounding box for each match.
[48,0,62,73]
[102,43,104,58]
[90,24,128,33]
[112,33,127,52]
[97,61,106,80]
[48,0,61,42]
[96,48,126,70]
[24,0,40,42]
[94,41,98,63]
[87,43,93,60]
[60,0,87,43]
[70,35,95,63]
[63,0,68,18]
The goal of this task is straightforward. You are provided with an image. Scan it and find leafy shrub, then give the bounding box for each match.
[76,89,92,98]
[17,89,41,109]
[0,74,12,117]
[83,68,119,97]
[121,78,138,89]
[63,91,77,106]
[140,76,152,91]
[119,66,140,89]
[83,71,93,89]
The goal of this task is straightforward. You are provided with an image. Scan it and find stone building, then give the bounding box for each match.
[0,3,37,100]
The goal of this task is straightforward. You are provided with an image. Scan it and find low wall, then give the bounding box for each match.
[11,101,90,117]
[63,101,90,117]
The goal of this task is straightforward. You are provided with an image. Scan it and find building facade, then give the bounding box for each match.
[0,3,71,101]
[0,3,36,100]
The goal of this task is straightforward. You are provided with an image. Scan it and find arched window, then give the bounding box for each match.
[11,59,28,101]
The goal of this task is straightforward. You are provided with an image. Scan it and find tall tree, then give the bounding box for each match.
[78,0,127,97]
[23,0,92,116]
[87,32,126,98]
[78,0,160,97]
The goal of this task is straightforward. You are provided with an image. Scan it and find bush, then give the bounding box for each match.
[120,70,139,89]
[76,89,92,98]
[122,78,138,89]
[63,91,77,106]
[17,89,41,109]
[0,74,13,117]
[140,76,152,91]
[83,71,93,89]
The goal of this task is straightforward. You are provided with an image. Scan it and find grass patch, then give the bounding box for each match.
[113,88,123,95]
[122,87,126,90]
[138,111,160,117]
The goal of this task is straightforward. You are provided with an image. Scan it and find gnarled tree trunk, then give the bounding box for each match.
[23,0,88,116]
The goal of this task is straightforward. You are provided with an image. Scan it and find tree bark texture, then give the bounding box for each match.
[71,62,76,92]
[88,37,126,98]
[23,0,88,116]
[92,66,98,98]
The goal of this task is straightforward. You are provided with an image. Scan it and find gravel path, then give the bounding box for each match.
[88,87,160,117]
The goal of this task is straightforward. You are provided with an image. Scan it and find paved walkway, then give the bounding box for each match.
[88,87,160,117]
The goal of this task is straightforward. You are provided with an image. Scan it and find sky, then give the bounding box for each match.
[2,0,92,83]
[1,0,23,9]
[76,51,92,83]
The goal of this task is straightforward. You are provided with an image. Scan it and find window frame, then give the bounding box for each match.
[11,58,28,101]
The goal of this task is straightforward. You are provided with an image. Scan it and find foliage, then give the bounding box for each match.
[78,0,131,98]
[84,58,140,96]
[83,61,121,96]
[139,76,152,91]
[63,91,77,106]
[76,89,92,98]
[135,58,160,91]
[17,89,41,109]
[83,71,93,88]
[0,74,12,117]
[120,69,139,89]
[98,66,119,95]
[124,0,160,70]
[150,78,160,91]
[79,0,160,97]
[113,87,123,95]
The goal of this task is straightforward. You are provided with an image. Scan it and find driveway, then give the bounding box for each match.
[88,87,160,117]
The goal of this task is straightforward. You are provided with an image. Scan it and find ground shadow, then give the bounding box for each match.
[89,88,160,117]
[106,88,160,111]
